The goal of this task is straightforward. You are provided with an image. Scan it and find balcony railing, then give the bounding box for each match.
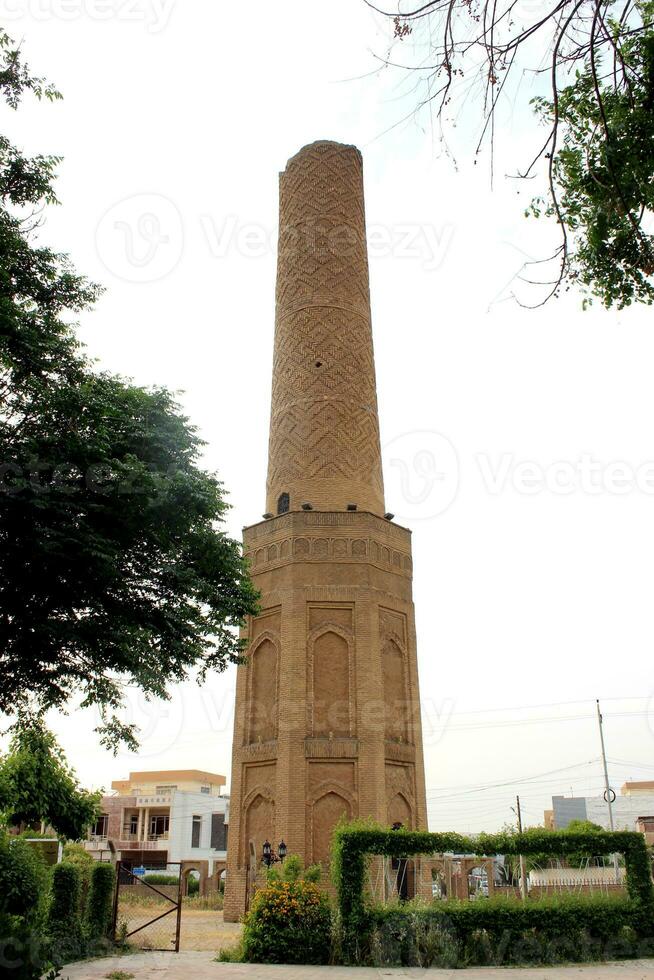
[118,838,169,851]
[119,830,169,847]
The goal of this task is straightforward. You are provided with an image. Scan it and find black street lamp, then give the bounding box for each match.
[278,840,287,862]
[262,839,272,867]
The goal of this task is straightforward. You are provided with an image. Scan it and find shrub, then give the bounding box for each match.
[0,832,51,979]
[331,822,654,965]
[141,873,179,886]
[368,894,647,967]
[281,854,302,882]
[304,863,322,883]
[242,879,332,964]
[48,862,84,964]
[62,842,95,913]
[86,862,115,941]
[0,833,44,918]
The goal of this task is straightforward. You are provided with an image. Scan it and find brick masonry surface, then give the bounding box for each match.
[223,142,429,921]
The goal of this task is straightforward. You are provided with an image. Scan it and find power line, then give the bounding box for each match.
[429,695,648,718]
[427,709,648,734]
[424,759,599,802]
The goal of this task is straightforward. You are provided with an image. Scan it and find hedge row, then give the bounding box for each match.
[0,835,116,980]
[47,861,115,966]
[331,823,654,964]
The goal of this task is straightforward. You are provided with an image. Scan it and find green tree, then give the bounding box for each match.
[530,12,654,308]
[0,31,259,748]
[365,0,654,308]
[564,819,606,866]
[0,714,100,839]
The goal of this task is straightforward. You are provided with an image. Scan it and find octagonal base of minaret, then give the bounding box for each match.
[223,509,429,921]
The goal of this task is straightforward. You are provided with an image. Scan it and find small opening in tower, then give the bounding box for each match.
[277,492,290,515]
[315,361,322,368]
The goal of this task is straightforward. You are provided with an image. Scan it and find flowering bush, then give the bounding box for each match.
[242,878,332,964]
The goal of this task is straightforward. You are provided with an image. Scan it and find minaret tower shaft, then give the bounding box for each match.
[266,142,384,516]
[224,142,428,920]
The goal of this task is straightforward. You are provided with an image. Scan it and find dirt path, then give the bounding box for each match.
[179,910,242,952]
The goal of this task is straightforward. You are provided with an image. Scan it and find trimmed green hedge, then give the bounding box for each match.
[331,823,654,965]
[48,862,84,964]
[0,832,51,980]
[86,862,115,940]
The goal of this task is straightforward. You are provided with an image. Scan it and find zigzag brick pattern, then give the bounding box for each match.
[266,141,384,516]
[224,143,429,922]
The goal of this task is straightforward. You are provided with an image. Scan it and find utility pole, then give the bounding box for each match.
[516,795,528,902]
[596,699,620,883]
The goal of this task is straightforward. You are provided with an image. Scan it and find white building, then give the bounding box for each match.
[550,781,654,843]
[85,769,229,886]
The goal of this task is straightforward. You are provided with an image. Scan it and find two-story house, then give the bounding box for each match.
[86,769,229,890]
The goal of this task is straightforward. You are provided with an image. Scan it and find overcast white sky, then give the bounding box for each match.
[4,0,654,833]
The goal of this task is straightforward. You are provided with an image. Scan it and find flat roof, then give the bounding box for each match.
[111,769,226,791]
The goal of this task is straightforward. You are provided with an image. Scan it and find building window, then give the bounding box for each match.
[277,492,290,514]
[210,813,227,850]
[91,814,108,838]
[191,815,202,848]
[155,785,177,794]
[129,814,138,835]
[149,814,169,838]
[200,786,210,794]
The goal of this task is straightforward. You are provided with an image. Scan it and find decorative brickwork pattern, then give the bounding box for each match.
[223,143,428,922]
[266,142,384,516]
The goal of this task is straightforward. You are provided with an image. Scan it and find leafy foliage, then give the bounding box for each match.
[369,894,648,967]
[48,862,84,963]
[0,830,51,979]
[0,715,100,839]
[368,0,654,307]
[0,830,47,917]
[85,862,115,941]
[0,29,259,747]
[240,855,330,964]
[530,7,654,308]
[242,878,332,964]
[331,822,654,963]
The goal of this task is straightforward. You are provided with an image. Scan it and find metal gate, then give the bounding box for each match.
[112,861,182,952]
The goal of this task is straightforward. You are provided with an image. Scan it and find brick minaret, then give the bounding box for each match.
[223,141,428,921]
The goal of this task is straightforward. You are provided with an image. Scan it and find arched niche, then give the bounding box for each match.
[244,792,275,866]
[248,635,278,743]
[382,638,409,742]
[311,790,352,866]
[388,791,413,829]
[310,628,351,737]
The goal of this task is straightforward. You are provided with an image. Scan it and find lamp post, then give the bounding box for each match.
[278,840,287,863]
[262,839,272,868]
